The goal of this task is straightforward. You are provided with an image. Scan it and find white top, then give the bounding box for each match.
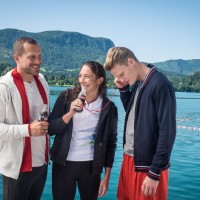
[24,79,46,167]
[67,96,103,161]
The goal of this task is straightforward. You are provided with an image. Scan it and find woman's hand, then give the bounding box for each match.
[70,98,84,113]
[98,167,111,197]
[62,99,83,124]
[98,177,109,197]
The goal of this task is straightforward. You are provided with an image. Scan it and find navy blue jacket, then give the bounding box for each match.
[48,89,118,175]
[120,65,176,181]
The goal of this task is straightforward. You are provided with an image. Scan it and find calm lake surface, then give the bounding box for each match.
[1,86,200,200]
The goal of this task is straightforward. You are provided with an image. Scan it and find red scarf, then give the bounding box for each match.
[12,68,49,172]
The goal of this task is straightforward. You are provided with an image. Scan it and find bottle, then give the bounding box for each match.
[75,87,86,113]
[39,104,48,121]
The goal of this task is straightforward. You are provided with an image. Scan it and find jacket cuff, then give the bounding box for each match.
[28,124,31,136]
[105,161,113,169]
[147,170,160,181]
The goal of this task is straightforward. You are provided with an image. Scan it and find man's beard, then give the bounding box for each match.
[26,65,41,75]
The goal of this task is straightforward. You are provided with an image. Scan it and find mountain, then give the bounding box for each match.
[0,28,114,69]
[153,59,200,75]
[0,29,200,75]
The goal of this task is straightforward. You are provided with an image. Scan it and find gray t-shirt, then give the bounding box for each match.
[124,82,142,156]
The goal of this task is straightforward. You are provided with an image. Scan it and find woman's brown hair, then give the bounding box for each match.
[64,61,107,103]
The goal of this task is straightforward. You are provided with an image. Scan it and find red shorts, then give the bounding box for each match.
[117,154,168,200]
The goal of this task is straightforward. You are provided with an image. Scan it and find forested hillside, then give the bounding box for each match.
[0,28,114,69]
[1,28,200,92]
[154,59,200,75]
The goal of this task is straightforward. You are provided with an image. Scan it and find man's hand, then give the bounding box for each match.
[30,120,49,136]
[114,77,129,89]
[141,176,159,196]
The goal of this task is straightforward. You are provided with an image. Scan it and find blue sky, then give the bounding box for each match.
[1,0,199,63]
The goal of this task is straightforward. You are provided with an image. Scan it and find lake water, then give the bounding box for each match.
[1,86,200,200]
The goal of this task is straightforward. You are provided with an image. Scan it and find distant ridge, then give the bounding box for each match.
[0,28,115,69]
[154,59,200,75]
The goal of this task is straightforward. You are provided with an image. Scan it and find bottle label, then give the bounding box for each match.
[39,111,48,121]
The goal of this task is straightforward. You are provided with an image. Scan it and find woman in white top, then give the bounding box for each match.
[49,61,118,200]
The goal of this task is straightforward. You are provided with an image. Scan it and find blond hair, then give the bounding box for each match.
[104,47,138,71]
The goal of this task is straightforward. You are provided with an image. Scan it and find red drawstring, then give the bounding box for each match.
[83,100,110,115]
[83,89,118,115]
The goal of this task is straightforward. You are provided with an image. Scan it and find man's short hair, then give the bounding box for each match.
[104,47,138,71]
[13,37,39,56]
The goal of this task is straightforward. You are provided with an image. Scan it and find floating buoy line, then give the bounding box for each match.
[176,125,200,131]
[176,118,200,131]
[176,118,200,121]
